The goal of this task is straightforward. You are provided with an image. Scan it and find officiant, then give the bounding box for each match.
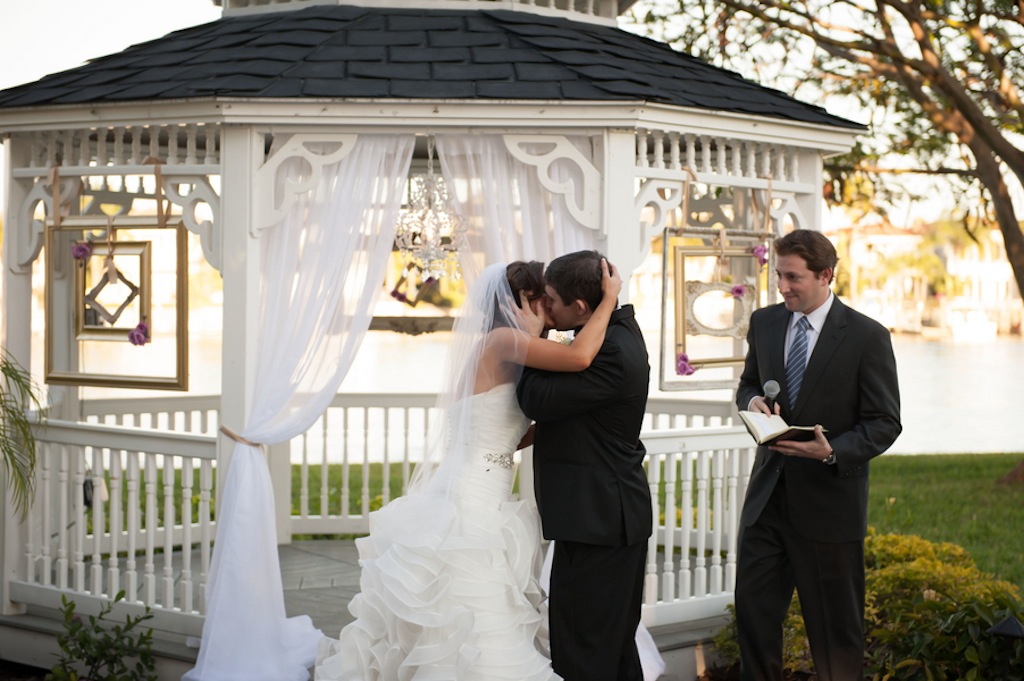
[733,229,902,681]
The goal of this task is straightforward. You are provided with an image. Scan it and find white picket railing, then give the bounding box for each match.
[12,392,751,634]
[14,418,217,636]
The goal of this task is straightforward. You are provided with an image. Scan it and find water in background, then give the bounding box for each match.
[337,331,1024,456]
[888,333,1024,454]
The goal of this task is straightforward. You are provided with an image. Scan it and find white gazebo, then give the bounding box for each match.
[0,0,862,678]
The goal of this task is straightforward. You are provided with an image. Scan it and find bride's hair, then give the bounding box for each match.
[506,260,545,308]
[487,261,543,330]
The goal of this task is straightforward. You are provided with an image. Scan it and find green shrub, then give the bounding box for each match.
[709,532,1024,680]
[46,591,157,681]
[712,602,811,676]
[866,590,1024,681]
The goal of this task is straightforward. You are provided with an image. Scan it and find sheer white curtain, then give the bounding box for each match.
[183,134,414,681]
[435,135,597,281]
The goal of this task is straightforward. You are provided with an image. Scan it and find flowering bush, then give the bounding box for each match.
[708,532,1024,680]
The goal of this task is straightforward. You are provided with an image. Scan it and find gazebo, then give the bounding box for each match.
[0,0,863,679]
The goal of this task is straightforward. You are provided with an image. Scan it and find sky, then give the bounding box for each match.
[0,1,222,91]
[0,0,222,208]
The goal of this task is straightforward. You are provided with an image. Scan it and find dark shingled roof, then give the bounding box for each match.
[0,5,862,130]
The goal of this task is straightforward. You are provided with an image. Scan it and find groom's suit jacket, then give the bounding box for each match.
[736,297,902,543]
[517,305,652,547]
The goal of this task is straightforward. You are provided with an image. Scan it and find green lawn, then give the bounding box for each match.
[867,452,1024,589]
[283,453,1024,589]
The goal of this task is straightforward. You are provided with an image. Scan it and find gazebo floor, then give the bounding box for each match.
[280,539,362,637]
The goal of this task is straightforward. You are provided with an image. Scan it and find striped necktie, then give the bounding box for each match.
[785,316,811,409]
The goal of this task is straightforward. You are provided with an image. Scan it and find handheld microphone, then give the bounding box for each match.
[763,380,781,412]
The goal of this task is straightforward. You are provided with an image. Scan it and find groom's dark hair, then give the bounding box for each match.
[544,250,605,312]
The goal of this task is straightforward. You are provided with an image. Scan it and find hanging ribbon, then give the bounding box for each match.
[142,156,168,230]
[105,214,118,284]
[713,226,728,283]
[753,175,775,235]
[48,165,63,229]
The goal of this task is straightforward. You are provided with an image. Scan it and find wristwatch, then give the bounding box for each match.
[822,449,836,465]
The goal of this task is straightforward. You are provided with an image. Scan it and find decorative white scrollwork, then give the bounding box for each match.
[635,178,688,236]
[13,176,82,271]
[164,177,222,272]
[502,135,601,231]
[253,133,359,233]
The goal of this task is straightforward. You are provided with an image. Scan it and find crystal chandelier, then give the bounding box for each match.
[394,137,466,281]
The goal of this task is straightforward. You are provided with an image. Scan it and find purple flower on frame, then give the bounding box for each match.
[751,244,769,267]
[71,243,93,260]
[676,352,696,376]
[128,322,149,346]
[731,284,746,299]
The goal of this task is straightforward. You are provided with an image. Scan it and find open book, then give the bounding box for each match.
[738,411,823,446]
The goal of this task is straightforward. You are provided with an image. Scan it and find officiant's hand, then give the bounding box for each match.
[750,395,780,416]
[770,425,831,461]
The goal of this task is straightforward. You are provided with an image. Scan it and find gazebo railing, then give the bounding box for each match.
[12,418,217,637]
[10,392,751,632]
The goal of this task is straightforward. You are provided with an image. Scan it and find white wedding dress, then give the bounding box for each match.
[314,382,559,681]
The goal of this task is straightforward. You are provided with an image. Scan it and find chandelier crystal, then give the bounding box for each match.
[394,137,465,281]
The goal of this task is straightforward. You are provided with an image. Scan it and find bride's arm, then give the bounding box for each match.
[516,423,536,450]
[489,258,618,372]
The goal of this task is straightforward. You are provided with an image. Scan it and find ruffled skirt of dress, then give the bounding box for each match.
[314,488,560,681]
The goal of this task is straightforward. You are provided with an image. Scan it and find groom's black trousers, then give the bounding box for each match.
[549,539,647,681]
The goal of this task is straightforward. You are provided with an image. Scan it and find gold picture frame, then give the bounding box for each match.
[659,238,771,391]
[74,241,153,341]
[46,216,189,390]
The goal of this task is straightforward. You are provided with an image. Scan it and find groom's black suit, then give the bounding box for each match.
[517,304,651,681]
[735,297,901,680]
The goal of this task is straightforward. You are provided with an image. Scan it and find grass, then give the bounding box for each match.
[867,452,1024,590]
[283,453,1024,591]
[289,462,412,518]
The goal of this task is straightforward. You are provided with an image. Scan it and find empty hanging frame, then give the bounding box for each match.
[46,216,189,390]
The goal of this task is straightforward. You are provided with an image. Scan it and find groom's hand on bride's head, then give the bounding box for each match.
[601,258,622,298]
[519,291,546,337]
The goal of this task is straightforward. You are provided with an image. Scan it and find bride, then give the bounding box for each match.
[314,259,624,680]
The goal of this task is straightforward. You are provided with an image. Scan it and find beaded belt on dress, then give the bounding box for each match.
[483,452,514,469]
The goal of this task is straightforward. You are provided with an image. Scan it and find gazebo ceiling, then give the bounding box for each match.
[0,4,860,132]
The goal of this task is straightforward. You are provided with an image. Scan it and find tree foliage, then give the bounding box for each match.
[624,0,1024,303]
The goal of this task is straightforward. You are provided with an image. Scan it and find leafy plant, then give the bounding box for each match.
[46,591,157,681]
[708,532,1024,679]
[1,349,47,519]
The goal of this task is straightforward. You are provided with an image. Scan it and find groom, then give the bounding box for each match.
[516,250,652,681]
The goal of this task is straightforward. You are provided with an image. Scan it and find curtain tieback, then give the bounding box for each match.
[219,424,263,448]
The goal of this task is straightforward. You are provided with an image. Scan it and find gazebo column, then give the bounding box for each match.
[600,130,649,290]
[1,137,33,615]
[217,127,281,538]
[795,150,825,230]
